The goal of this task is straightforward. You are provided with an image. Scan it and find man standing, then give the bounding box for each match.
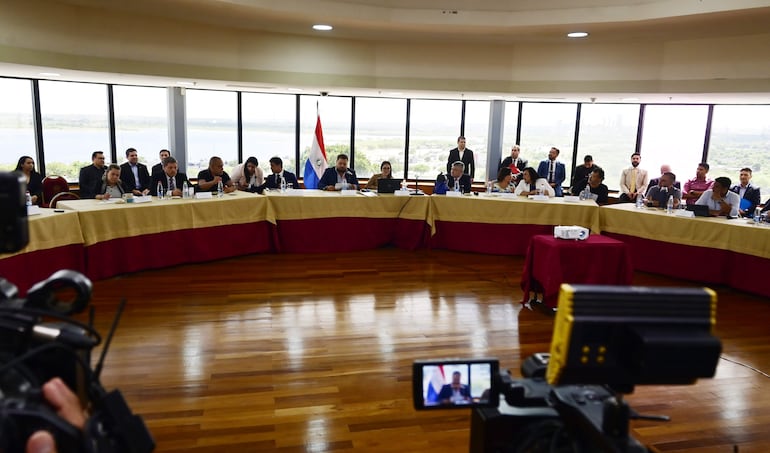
[319,154,359,190]
[78,151,106,199]
[645,172,682,208]
[570,155,597,195]
[729,168,761,217]
[150,156,190,197]
[259,157,299,192]
[619,152,648,203]
[197,156,236,193]
[446,136,475,180]
[536,147,566,197]
[151,149,171,181]
[498,145,527,182]
[119,148,151,196]
[696,176,740,217]
[682,163,714,206]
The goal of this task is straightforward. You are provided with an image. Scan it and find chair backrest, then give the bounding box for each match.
[49,191,80,208]
[42,176,69,206]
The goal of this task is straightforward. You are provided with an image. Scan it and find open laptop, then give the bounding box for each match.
[686,204,710,217]
[377,178,403,193]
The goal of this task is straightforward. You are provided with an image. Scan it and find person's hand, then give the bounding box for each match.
[142,189,150,196]
[26,378,86,453]
[31,195,39,204]
[224,185,236,194]
[171,189,183,197]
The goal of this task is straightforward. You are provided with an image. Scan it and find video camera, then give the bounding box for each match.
[413,284,722,453]
[0,171,154,452]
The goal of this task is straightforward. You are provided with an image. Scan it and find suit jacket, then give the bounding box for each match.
[150,171,191,196]
[120,162,151,193]
[620,166,649,198]
[570,164,597,192]
[499,156,527,181]
[536,160,566,196]
[446,148,475,179]
[730,184,761,213]
[151,163,164,181]
[78,164,106,199]
[444,173,472,194]
[437,384,471,402]
[318,168,359,190]
[264,171,299,190]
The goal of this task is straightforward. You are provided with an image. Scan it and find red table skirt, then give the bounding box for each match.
[430,221,552,255]
[604,233,770,298]
[0,244,85,296]
[273,218,429,254]
[521,234,633,308]
[85,222,274,280]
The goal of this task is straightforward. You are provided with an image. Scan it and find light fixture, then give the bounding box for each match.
[38,72,61,77]
[176,81,196,86]
[287,87,304,92]
[313,24,333,31]
[567,32,589,38]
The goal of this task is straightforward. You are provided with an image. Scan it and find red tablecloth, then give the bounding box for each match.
[521,234,633,308]
[0,244,85,296]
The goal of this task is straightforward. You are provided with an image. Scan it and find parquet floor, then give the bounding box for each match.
[79,248,770,452]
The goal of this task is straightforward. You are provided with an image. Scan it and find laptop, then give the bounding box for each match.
[377,178,403,193]
[686,204,710,217]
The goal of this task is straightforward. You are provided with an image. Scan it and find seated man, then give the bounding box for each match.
[257,157,299,192]
[729,167,761,217]
[197,156,236,193]
[437,371,471,405]
[695,176,740,217]
[78,151,106,199]
[438,161,472,194]
[647,164,681,191]
[119,147,151,196]
[569,155,597,195]
[151,149,171,181]
[150,156,191,197]
[645,171,682,208]
[579,168,609,205]
[319,154,359,190]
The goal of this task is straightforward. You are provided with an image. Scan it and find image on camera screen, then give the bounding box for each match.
[420,362,493,407]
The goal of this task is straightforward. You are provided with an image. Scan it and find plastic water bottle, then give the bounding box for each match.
[183,181,189,199]
[486,181,492,194]
[25,190,32,206]
[217,180,224,197]
[454,180,460,193]
[157,182,164,200]
[635,192,643,208]
[755,206,763,224]
[666,195,674,214]
[280,175,287,193]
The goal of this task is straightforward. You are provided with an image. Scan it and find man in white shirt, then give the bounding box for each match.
[696,177,740,217]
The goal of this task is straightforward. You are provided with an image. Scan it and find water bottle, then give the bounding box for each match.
[666,195,674,214]
[755,206,763,224]
[635,192,643,208]
[280,175,287,193]
[183,181,189,199]
[217,180,224,197]
[157,182,164,200]
[25,190,32,206]
[486,181,492,194]
[400,179,408,191]
[454,180,460,193]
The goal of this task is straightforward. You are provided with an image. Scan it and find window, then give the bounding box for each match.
[299,95,351,176]
[709,105,770,190]
[0,78,35,171]
[463,101,491,181]
[186,89,238,176]
[639,105,709,184]
[408,99,462,180]
[354,97,407,179]
[113,85,169,166]
[39,81,110,181]
[502,101,520,163]
[519,103,578,184]
[578,104,640,191]
[242,93,297,175]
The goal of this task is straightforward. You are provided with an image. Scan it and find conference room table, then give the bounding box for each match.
[0,208,85,295]
[429,194,601,254]
[600,204,770,298]
[57,191,274,280]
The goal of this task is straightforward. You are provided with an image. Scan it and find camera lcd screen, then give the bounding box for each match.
[412,359,499,409]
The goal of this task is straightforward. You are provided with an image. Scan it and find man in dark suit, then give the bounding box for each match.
[119,148,151,196]
[151,149,171,181]
[78,151,106,199]
[443,161,472,194]
[150,156,191,197]
[319,154,359,190]
[446,136,475,180]
[257,157,299,192]
[498,144,527,183]
[647,164,681,193]
[730,167,761,217]
[569,155,597,195]
[437,371,471,405]
[536,147,566,197]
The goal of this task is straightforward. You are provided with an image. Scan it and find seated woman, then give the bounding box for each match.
[95,164,125,200]
[514,167,555,197]
[231,156,264,190]
[492,167,515,193]
[14,155,43,205]
[365,161,394,190]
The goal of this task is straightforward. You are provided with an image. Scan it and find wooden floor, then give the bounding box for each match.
[78,248,770,452]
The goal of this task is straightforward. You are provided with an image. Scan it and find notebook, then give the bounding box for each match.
[377,178,403,193]
[686,204,710,217]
